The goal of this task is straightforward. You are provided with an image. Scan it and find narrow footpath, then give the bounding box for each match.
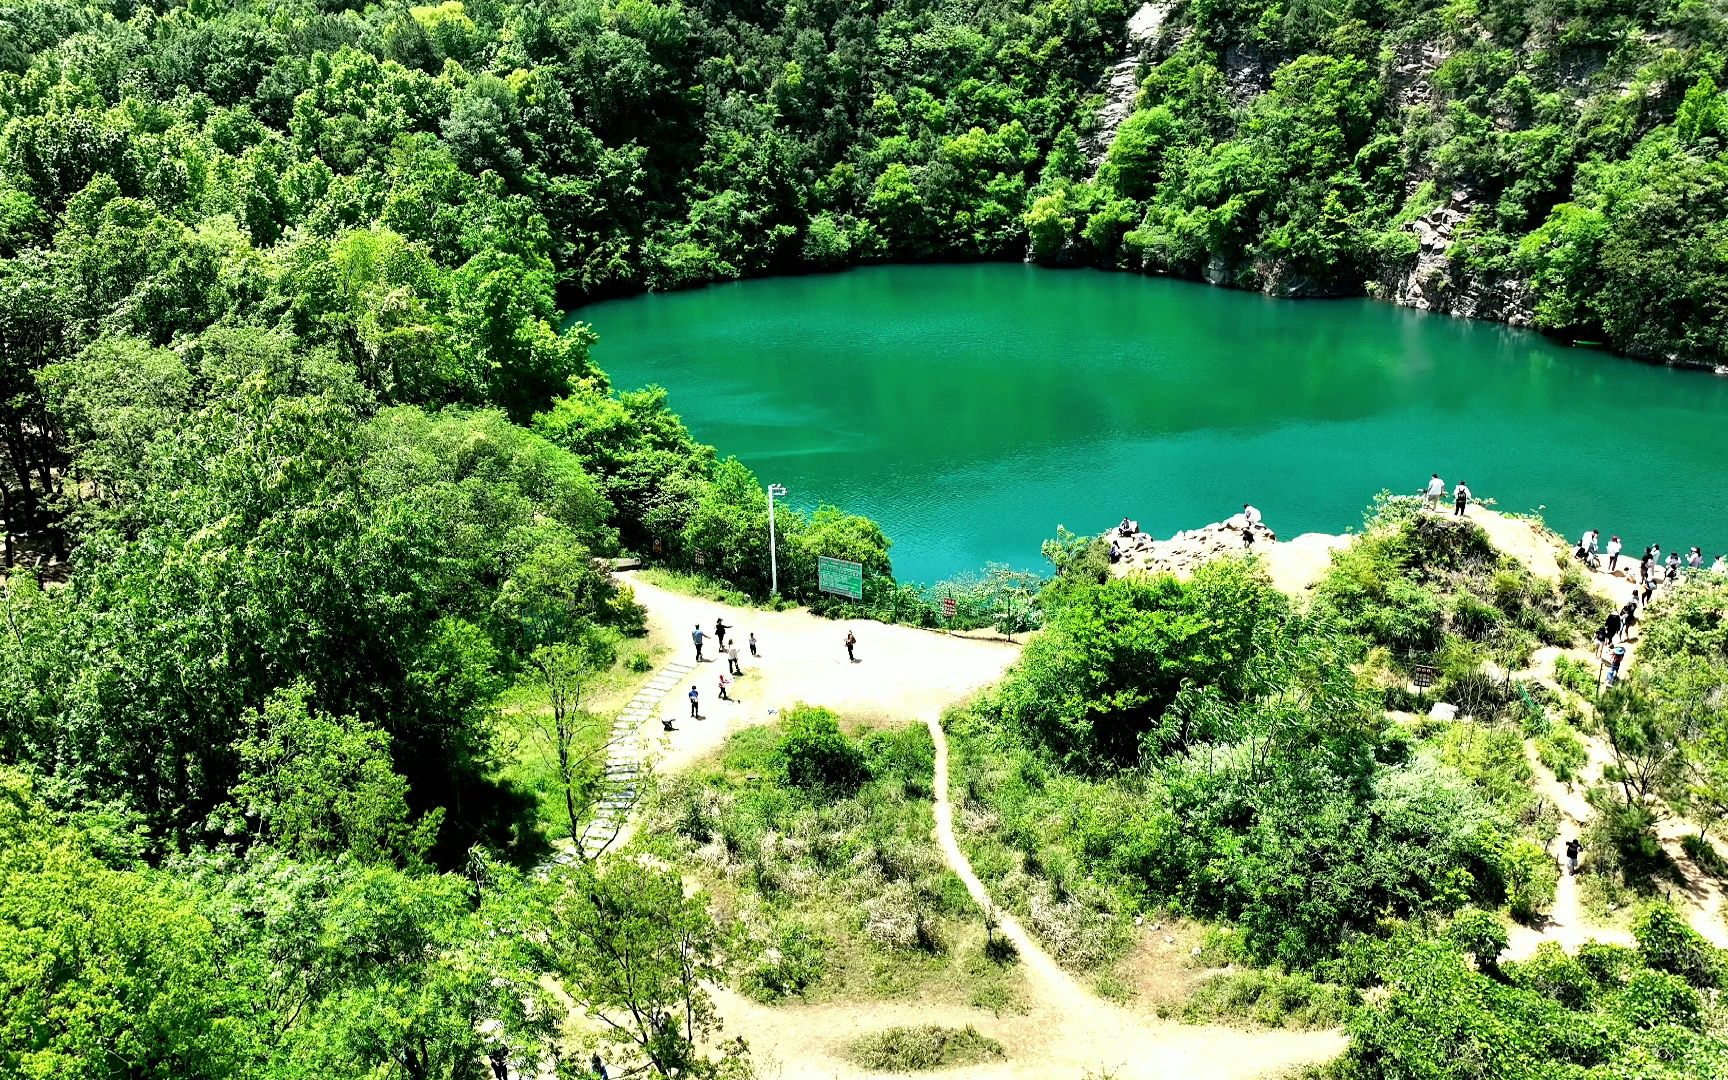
[608,573,1346,1080]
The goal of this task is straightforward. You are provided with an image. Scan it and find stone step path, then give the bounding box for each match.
[577,657,695,859]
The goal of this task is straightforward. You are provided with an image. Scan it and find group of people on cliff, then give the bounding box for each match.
[1423,473,1472,516]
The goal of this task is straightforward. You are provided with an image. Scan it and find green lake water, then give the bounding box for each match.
[575,264,1728,584]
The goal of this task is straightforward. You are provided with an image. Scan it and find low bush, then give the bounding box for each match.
[1633,904,1722,988]
[1181,969,1357,1029]
[1536,723,1589,783]
[776,706,870,795]
[848,1025,1005,1070]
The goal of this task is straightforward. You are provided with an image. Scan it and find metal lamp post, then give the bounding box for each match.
[767,483,787,595]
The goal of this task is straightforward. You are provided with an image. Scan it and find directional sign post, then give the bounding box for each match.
[817,555,864,600]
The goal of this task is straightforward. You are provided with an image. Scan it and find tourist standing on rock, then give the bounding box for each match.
[1714,554,1727,574]
[1689,547,1703,571]
[844,630,857,663]
[1452,481,1471,516]
[691,624,705,662]
[1640,547,1654,583]
[1109,538,1121,563]
[1607,535,1623,572]
[688,685,700,719]
[1242,504,1262,550]
[1666,551,1681,582]
[1643,578,1656,606]
[1565,837,1582,875]
[1581,528,1598,555]
[1424,473,1445,511]
[714,618,729,650]
[1652,544,1662,573]
[727,641,742,676]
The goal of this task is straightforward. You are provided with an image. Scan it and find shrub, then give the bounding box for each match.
[848,1025,1005,1070]
[1181,969,1357,1029]
[1507,942,1596,1008]
[740,918,829,1001]
[1500,837,1558,924]
[776,706,870,795]
[1613,969,1702,1030]
[1536,723,1588,783]
[1633,904,1721,988]
[1446,908,1508,971]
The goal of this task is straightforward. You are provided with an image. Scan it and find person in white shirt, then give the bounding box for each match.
[1606,535,1623,572]
[1713,555,1726,574]
[1452,481,1471,517]
[1241,504,1262,549]
[1424,473,1445,510]
[1582,529,1598,554]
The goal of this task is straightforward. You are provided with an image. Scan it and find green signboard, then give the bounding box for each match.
[817,555,864,600]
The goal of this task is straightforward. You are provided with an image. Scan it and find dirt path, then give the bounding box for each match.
[619,574,1346,1079]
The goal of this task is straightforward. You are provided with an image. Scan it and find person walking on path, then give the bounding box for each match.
[1607,535,1623,572]
[1607,646,1626,687]
[691,624,705,662]
[844,630,857,663]
[1642,578,1656,606]
[688,685,700,719]
[1565,837,1582,875]
[714,618,729,650]
[1640,547,1654,584]
[727,641,741,676]
[1604,610,1622,648]
[717,673,731,701]
[1452,481,1471,517]
[1424,473,1445,511]
[748,631,759,657]
[1621,599,1638,642]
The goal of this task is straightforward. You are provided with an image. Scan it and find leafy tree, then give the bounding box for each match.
[524,860,732,1077]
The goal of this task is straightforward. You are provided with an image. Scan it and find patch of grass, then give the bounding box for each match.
[634,567,789,610]
[1536,722,1589,784]
[633,713,1027,1010]
[1682,833,1728,878]
[1179,968,1358,1030]
[848,1025,1005,1071]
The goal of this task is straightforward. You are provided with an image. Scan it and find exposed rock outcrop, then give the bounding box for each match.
[1108,513,1277,579]
[1373,191,1535,325]
[1084,2,1173,165]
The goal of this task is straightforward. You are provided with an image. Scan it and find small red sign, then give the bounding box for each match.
[942,596,957,618]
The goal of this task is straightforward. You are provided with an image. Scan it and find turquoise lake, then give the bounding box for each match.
[575,265,1728,584]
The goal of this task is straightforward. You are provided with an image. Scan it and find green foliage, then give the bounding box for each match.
[1180,968,1357,1029]
[848,1024,1005,1070]
[776,706,871,796]
[1634,903,1724,988]
[992,558,1286,766]
[638,718,1014,1008]
[1536,722,1589,783]
[1445,908,1509,970]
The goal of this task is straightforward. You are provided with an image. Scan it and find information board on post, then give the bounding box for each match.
[816,555,864,600]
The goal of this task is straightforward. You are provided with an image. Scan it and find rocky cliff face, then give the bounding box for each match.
[1370,191,1536,325]
[1084,2,1174,165]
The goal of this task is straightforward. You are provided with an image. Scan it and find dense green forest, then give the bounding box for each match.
[5,0,1728,1076]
